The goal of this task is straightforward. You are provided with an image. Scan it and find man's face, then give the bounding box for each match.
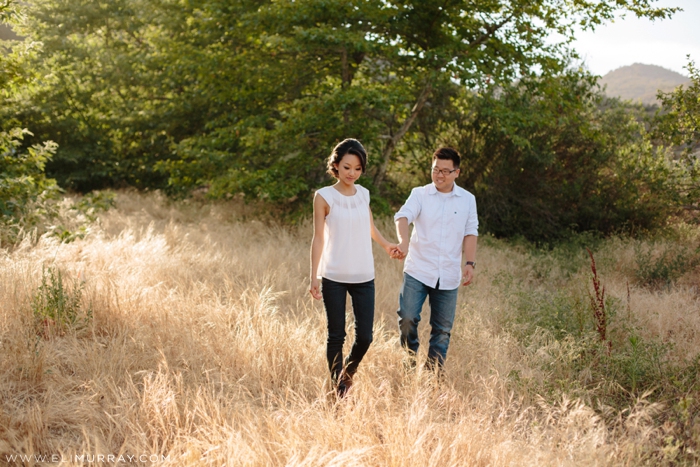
[431,158,459,192]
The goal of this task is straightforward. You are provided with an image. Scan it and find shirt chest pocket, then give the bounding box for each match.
[447,202,470,233]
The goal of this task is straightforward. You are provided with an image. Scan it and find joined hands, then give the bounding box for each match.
[386,243,407,260]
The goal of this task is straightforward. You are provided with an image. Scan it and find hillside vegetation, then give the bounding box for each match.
[601,63,690,105]
[1,192,698,466]
[3,0,695,245]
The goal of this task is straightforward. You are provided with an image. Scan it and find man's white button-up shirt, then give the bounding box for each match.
[394,183,478,290]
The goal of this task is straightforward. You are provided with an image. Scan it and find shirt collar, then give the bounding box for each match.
[428,183,462,196]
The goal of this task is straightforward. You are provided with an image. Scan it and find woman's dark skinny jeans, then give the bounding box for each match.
[321,277,375,383]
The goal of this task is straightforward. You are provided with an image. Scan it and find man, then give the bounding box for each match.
[394,147,478,371]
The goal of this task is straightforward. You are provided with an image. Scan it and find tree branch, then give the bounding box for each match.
[371,11,517,191]
[374,79,433,189]
[466,12,517,53]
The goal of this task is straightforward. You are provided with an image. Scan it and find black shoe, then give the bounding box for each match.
[336,370,353,398]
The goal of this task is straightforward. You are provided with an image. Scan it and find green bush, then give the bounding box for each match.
[634,241,700,288]
[0,128,61,244]
[454,71,682,242]
[49,190,118,242]
[32,266,92,337]
[654,58,700,219]
[1,128,116,245]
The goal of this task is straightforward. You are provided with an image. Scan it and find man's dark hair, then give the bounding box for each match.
[432,147,460,168]
[327,138,368,177]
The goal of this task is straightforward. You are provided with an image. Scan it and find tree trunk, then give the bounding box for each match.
[374,80,433,189]
[341,47,350,125]
[372,13,516,190]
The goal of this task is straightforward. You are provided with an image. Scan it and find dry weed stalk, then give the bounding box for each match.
[586,248,608,349]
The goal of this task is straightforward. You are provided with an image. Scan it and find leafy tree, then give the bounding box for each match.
[1,1,60,243]
[0,128,60,242]
[176,0,677,204]
[7,0,675,196]
[654,58,700,217]
[1,1,113,245]
[0,0,20,88]
[656,58,700,153]
[2,0,217,191]
[449,71,681,241]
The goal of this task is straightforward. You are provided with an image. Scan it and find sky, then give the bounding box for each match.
[569,0,700,77]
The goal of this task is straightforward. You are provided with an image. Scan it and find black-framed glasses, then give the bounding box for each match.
[432,167,458,176]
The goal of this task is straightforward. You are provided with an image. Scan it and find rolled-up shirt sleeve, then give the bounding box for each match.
[394,187,422,224]
[464,195,479,237]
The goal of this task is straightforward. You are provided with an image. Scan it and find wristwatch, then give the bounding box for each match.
[465,261,476,268]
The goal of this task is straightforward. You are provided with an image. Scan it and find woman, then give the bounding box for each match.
[309,138,398,398]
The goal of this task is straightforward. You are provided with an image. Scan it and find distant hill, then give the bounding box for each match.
[600,63,690,106]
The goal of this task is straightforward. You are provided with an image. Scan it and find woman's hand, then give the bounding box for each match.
[385,243,404,259]
[392,241,408,260]
[309,277,322,300]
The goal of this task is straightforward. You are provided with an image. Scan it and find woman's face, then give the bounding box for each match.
[334,153,363,185]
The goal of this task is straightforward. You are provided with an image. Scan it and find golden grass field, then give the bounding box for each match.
[1,191,699,466]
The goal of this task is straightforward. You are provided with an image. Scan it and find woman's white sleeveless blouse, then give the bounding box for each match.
[317,185,374,283]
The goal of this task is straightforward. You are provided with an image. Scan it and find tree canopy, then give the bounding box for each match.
[654,58,700,217]
[2,0,695,240]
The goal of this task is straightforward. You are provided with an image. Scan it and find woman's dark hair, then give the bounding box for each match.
[327,138,368,178]
[432,147,460,168]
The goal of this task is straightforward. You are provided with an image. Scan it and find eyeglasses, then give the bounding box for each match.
[432,167,458,176]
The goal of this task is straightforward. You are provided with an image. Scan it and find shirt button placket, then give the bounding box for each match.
[438,196,448,288]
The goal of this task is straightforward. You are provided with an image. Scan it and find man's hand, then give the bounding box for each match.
[391,243,407,259]
[385,243,402,259]
[392,241,408,260]
[461,264,475,286]
[391,245,406,260]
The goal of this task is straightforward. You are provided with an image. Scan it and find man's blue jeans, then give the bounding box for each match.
[397,273,458,367]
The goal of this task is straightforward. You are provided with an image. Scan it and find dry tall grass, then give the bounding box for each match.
[1,191,698,466]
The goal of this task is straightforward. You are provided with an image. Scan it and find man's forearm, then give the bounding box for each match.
[462,235,477,263]
[395,217,410,246]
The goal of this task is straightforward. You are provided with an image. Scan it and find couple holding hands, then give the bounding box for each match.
[309,139,478,398]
